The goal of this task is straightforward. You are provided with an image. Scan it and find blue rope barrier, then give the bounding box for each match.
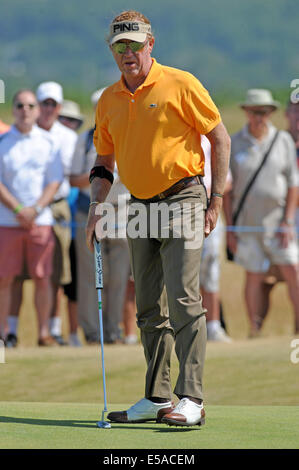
[55,220,299,234]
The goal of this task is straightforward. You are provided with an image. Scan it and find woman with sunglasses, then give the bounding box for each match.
[224,89,299,338]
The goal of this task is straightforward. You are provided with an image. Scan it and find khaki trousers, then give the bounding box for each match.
[51,199,72,286]
[127,184,207,401]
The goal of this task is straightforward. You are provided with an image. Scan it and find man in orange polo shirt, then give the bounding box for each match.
[86,10,230,427]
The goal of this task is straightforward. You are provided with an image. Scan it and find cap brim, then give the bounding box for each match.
[38,95,62,104]
[109,32,147,45]
[60,113,83,121]
[240,102,279,110]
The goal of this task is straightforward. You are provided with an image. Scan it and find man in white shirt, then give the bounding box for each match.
[8,82,77,346]
[0,89,63,345]
[36,82,77,344]
[70,88,136,344]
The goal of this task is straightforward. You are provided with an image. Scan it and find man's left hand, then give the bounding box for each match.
[204,198,222,237]
[276,221,295,248]
[16,206,37,229]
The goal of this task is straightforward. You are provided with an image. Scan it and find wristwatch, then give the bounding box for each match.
[34,204,43,215]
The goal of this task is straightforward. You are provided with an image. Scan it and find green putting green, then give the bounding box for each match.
[1,402,298,449]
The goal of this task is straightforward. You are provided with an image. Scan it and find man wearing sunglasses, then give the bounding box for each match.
[0,89,63,346]
[8,82,77,347]
[86,10,231,427]
[224,89,299,337]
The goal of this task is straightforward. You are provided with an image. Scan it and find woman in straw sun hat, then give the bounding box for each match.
[224,88,299,337]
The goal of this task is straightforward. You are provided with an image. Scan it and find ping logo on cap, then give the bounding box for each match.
[113,22,140,33]
[109,20,151,40]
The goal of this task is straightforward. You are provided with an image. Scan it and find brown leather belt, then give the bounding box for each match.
[131,175,203,203]
[51,197,66,204]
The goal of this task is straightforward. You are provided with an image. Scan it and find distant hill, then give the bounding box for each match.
[0,0,298,104]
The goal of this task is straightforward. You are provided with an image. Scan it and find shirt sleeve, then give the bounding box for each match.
[44,147,64,186]
[71,131,88,175]
[283,132,298,187]
[0,134,9,183]
[59,132,78,177]
[181,74,221,135]
[0,156,3,183]
[93,96,114,155]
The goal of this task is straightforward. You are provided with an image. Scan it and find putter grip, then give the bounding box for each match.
[94,239,103,289]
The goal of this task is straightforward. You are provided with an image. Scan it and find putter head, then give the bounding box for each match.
[97,420,111,429]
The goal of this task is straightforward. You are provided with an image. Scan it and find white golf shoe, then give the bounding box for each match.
[207,325,232,343]
[161,398,205,427]
[107,398,174,423]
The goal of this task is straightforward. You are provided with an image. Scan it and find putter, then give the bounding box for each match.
[94,238,111,429]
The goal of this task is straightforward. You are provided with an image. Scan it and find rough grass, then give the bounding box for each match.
[16,252,296,349]
[1,336,298,406]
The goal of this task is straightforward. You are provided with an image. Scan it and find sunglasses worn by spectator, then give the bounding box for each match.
[40,101,58,108]
[248,109,272,116]
[60,116,81,124]
[15,103,37,110]
[59,116,83,130]
[112,41,147,54]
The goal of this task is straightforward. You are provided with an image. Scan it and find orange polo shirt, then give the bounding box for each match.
[94,58,221,198]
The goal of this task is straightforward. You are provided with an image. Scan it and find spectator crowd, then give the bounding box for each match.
[0,82,298,347]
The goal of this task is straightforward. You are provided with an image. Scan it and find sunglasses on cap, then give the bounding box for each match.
[111,41,147,54]
[15,103,37,110]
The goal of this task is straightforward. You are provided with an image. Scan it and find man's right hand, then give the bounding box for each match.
[16,206,37,229]
[85,204,101,252]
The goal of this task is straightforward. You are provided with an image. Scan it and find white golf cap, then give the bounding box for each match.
[108,21,151,45]
[240,89,280,110]
[91,88,107,107]
[36,81,63,104]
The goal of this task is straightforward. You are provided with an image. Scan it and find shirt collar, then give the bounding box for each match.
[10,124,40,138]
[113,58,163,94]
